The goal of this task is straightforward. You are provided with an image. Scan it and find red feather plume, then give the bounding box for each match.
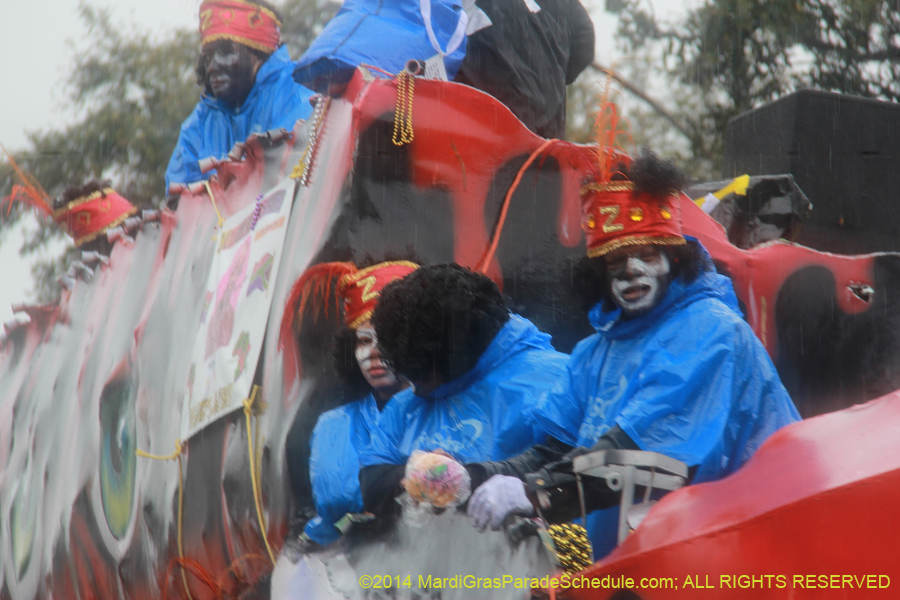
[278,261,357,350]
[590,73,633,184]
[1,144,52,218]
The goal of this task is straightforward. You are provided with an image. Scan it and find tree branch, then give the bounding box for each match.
[589,62,693,142]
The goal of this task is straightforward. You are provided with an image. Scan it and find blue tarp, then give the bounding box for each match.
[165,46,314,189]
[359,314,567,466]
[293,0,468,93]
[532,238,800,556]
[304,394,386,546]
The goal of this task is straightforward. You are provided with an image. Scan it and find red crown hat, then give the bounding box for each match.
[200,0,281,54]
[52,187,138,248]
[1,150,137,248]
[581,178,686,258]
[579,80,686,257]
[338,261,419,329]
[280,260,419,349]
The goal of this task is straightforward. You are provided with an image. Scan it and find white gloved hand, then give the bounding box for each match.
[467,474,534,532]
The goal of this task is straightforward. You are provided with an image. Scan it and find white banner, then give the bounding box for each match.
[181,177,297,440]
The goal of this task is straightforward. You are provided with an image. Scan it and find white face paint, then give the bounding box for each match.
[608,251,671,315]
[355,322,403,396]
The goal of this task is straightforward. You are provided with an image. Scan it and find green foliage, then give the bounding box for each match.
[1,0,336,302]
[605,0,900,174]
[803,1,900,97]
[13,6,198,212]
[280,0,340,59]
[565,60,717,180]
[1,4,199,300]
[5,0,898,301]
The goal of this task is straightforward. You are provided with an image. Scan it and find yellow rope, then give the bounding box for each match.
[254,406,265,507]
[243,385,276,565]
[135,440,183,461]
[202,180,225,229]
[175,453,191,600]
[136,441,193,600]
[392,71,415,146]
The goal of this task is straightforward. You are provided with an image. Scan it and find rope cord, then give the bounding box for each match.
[176,453,190,599]
[135,440,183,461]
[243,385,276,565]
[136,441,193,600]
[202,180,225,229]
[360,63,395,78]
[476,139,556,273]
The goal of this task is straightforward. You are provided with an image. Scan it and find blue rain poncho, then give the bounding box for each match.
[165,46,315,190]
[360,314,568,467]
[532,239,800,556]
[293,0,468,93]
[304,393,386,546]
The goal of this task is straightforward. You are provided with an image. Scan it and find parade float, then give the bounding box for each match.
[1,66,899,600]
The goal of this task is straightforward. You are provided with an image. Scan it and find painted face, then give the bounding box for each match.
[355,322,402,394]
[605,245,671,316]
[201,41,260,108]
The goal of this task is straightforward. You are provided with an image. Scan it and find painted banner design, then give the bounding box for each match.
[181,177,296,439]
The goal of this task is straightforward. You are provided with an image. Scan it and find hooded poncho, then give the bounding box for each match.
[360,314,568,467]
[532,238,800,556]
[304,393,387,545]
[165,46,314,189]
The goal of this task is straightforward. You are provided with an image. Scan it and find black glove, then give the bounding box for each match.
[464,438,575,489]
[524,454,619,524]
[589,424,640,452]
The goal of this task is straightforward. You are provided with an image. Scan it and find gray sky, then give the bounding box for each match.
[1,1,195,327]
[0,0,689,326]
[1,1,198,152]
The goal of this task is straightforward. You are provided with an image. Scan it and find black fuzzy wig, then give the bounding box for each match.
[629,147,688,197]
[371,263,510,387]
[57,179,118,254]
[57,179,112,210]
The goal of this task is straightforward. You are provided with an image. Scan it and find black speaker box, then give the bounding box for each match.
[724,89,900,254]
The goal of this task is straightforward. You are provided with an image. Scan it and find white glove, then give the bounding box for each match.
[467,474,534,532]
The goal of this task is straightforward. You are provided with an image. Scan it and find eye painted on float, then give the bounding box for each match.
[99,377,137,540]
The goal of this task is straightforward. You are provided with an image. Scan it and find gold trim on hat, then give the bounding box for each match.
[338,260,420,292]
[200,0,282,26]
[580,181,634,195]
[201,33,277,53]
[51,188,117,220]
[347,310,375,331]
[587,235,686,258]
